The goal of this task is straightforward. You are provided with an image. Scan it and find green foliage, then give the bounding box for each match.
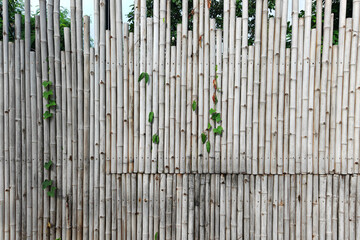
[208,123,212,130]
[44,160,53,170]
[149,111,154,123]
[152,134,160,144]
[213,126,223,135]
[0,1,71,50]
[201,132,207,144]
[154,232,159,240]
[43,90,53,100]
[192,100,197,111]
[43,111,53,119]
[42,179,53,189]
[46,99,57,108]
[47,186,56,197]
[139,72,150,84]
[206,141,211,153]
[42,81,53,88]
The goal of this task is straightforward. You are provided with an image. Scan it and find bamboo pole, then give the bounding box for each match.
[170,46,176,173]
[9,41,16,240]
[185,29,192,172]
[139,0,147,173]
[265,18,275,174]
[123,25,129,174]
[64,27,72,239]
[61,50,67,239]
[246,45,255,173]
[209,19,216,173]
[175,24,182,173]
[14,14,22,239]
[89,47,95,239]
[215,29,222,173]
[226,0,235,173]
[129,31,134,173]
[221,0,229,173]
[284,49,291,174]
[319,175,326,238]
[258,0,268,174]
[145,18,153,174]
[158,0,166,173]
[296,18,304,174]
[233,17,242,174]
[0,40,4,240]
[330,46,338,173]
[83,15,90,239]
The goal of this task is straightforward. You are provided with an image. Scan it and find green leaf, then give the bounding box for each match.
[46,100,57,108]
[42,81,53,88]
[206,141,211,153]
[42,179,53,189]
[43,90,53,100]
[209,108,216,115]
[215,65,218,72]
[152,134,159,144]
[155,232,159,240]
[208,123,212,130]
[201,133,207,144]
[192,100,197,111]
[149,111,154,123]
[216,114,221,123]
[44,160,53,170]
[213,126,223,135]
[47,186,57,197]
[43,111,53,119]
[139,72,150,84]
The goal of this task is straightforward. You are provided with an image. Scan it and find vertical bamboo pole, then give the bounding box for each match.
[165,174,173,239]
[265,18,274,174]
[319,0,332,174]
[209,19,216,173]
[246,45,255,173]
[284,49,291,173]
[258,0,268,174]
[188,174,194,239]
[14,14,22,239]
[105,30,112,239]
[221,0,229,173]
[186,30,193,173]
[9,41,16,240]
[169,46,176,173]
[99,0,106,236]
[139,0,147,173]
[175,24,182,173]
[215,29,222,173]
[64,27,72,239]
[89,47,95,239]
[319,175,326,238]
[158,0,166,173]
[296,18,304,173]
[129,32,134,173]
[330,46,339,173]
[0,40,4,240]
[335,0,347,174]
[61,50,67,239]
[83,15,91,239]
[243,175,250,239]
[123,25,129,174]
[233,17,242,174]
[145,18,153,174]
[226,0,235,173]
[348,0,360,174]
[131,174,137,239]
[2,1,9,236]
[325,175,332,239]
[143,174,149,239]
[181,174,188,239]
[137,174,143,239]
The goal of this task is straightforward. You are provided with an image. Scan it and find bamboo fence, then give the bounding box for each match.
[1,0,360,239]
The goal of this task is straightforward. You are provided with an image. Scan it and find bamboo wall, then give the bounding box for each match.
[1,0,360,239]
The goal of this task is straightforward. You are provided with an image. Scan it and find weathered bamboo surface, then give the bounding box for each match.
[2,0,360,238]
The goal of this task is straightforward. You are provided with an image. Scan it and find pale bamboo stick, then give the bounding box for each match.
[326,175,333,239]
[145,18,153,174]
[165,174,173,239]
[153,174,160,238]
[246,45,255,172]
[243,175,250,239]
[131,174,137,239]
[143,174,149,239]
[169,46,176,173]
[129,32,134,173]
[265,18,275,174]
[139,0,147,173]
[339,19,352,175]
[199,174,206,239]
[221,0,229,173]
[186,30,193,173]
[215,29,222,173]
[330,46,339,173]
[191,0,199,173]
[0,40,4,240]
[209,19,216,173]
[61,50,67,239]
[83,15,90,239]
[137,174,143,239]
[158,0,166,173]
[284,49,291,174]
[226,0,236,174]
[254,175,261,239]
[319,175,327,238]
[175,24,182,173]
[233,17,242,174]
[99,0,106,236]
[14,14,22,239]
[319,0,333,174]
[258,0,268,174]
[181,174,188,239]
[123,25,129,174]
[9,41,16,240]
[296,18,304,174]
